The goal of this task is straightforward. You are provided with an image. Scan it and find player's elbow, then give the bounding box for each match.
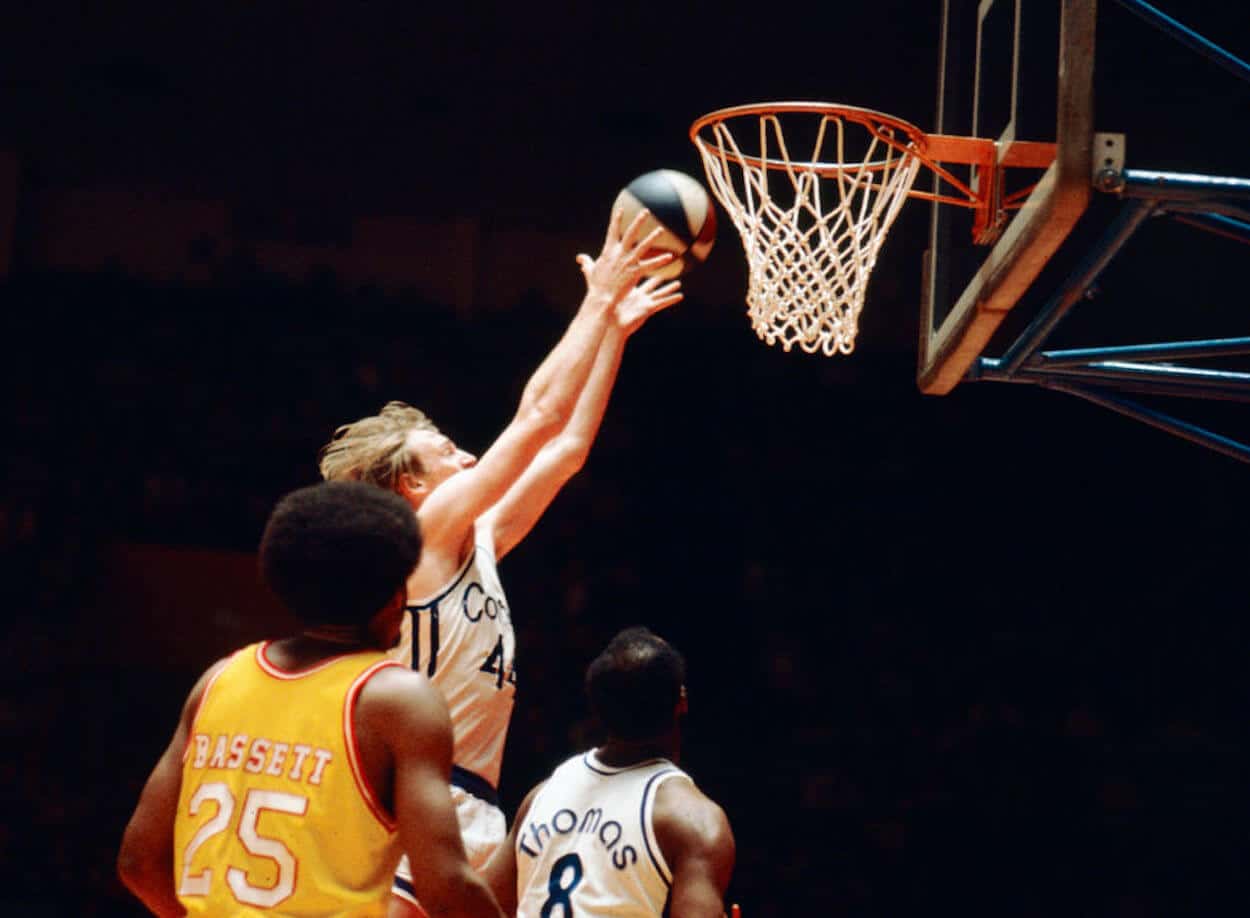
[518,399,571,444]
[116,842,154,901]
[550,432,593,477]
[116,848,137,891]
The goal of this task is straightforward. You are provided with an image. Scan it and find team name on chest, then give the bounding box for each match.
[189,733,333,786]
[459,580,509,624]
[520,807,638,870]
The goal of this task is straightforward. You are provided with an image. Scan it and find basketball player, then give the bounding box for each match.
[481,627,735,918]
[117,481,505,918]
[317,208,683,916]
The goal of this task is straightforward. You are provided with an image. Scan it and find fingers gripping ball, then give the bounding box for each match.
[613,169,717,280]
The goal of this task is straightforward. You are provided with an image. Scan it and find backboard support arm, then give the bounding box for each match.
[968,171,1250,463]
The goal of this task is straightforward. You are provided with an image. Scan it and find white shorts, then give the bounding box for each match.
[391,783,507,906]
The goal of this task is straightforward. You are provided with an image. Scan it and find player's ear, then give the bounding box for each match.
[397,472,427,502]
[676,685,689,717]
[369,586,410,647]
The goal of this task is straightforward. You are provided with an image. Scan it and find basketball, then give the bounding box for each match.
[613,169,717,280]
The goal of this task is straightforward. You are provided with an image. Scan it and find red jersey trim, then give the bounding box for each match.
[180,650,240,764]
[344,660,405,831]
[254,641,365,680]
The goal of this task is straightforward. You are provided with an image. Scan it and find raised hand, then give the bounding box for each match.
[616,272,683,336]
[575,204,675,309]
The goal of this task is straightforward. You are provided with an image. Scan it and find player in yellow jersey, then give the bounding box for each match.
[117,481,507,918]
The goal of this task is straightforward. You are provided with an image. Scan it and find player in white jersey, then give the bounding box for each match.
[483,627,735,918]
[318,208,684,917]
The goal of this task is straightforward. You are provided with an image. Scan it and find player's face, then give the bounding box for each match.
[405,428,477,490]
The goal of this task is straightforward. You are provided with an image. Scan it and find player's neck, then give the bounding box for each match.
[596,735,679,768]
[268,629,381,668]
[303,622,377,646]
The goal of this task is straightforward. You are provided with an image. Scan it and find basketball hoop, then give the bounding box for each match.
[691,103,925,355]
[690,102,1044,356]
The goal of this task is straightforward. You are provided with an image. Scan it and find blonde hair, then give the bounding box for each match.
[318,401,439,491]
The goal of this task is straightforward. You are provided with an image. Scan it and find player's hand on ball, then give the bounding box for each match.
[576,204,673,308]
[616,273,683,335]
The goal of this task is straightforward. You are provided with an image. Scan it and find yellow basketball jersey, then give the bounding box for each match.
[174,642,403,916]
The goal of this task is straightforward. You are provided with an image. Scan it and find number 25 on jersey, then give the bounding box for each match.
[179,781,307,908]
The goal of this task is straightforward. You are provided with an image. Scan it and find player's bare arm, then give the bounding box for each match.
[117,658,228,918]
[478,780,543,915]
[409,208,671,563]
[486,272,683,559]
[652,779,736,918]
[357,666,506,918]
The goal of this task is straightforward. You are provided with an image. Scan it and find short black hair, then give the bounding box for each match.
[584,627,686,741]
[259,480,421,626]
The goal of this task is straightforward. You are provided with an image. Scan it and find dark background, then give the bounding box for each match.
[2,2,1249,916]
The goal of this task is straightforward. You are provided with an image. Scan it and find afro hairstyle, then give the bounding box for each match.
[259,480,421,626]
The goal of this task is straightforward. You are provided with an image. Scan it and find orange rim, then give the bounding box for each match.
[690,101,929,176]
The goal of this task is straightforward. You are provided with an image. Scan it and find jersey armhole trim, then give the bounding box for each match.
[181,655,235,763]
[641,769,689,887]
[344,659,406,832]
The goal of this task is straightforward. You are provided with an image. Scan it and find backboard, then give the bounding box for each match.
[918,0,1096,394]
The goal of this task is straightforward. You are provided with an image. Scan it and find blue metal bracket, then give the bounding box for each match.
[970,170,1250,463]
[964,2,1250,464]
[1110,0,1250,86]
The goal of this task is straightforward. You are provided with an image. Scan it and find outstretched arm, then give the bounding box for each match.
[118,660,227,917]
[653,778,736,918]
[360,669,506,918]
[485,272,683,560]
[415,208,671,556]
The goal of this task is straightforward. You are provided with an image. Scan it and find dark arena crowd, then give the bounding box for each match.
[4,2,1250,914]
[4,256,1247,916]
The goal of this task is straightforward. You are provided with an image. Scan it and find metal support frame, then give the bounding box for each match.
[970,167,1250,460]
[966,3,1250,463]
[971,168,1250,462]
[1110,0,1250,86]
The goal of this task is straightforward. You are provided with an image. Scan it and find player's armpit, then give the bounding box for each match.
[652,779,736,918]
[413,415,564,555]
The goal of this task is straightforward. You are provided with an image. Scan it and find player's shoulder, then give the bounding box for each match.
[193,650,243,700]
[652,775,734,859]
[357,664,446,718]
[179,651,244,728]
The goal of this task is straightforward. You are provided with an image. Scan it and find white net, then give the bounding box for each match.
[692,105,924,356]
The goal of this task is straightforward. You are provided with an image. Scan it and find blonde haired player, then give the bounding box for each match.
[118,481,506,918]
[318,207,683,917]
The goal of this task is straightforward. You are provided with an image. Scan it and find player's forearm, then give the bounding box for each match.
[118,783,186,917]
[515,296,613,432]
[551,323,627,465]
[420,865,507,918]
[116,858,184,917]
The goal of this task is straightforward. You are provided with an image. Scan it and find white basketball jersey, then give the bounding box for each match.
[392,518,515,788]
[515,751,689,918]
